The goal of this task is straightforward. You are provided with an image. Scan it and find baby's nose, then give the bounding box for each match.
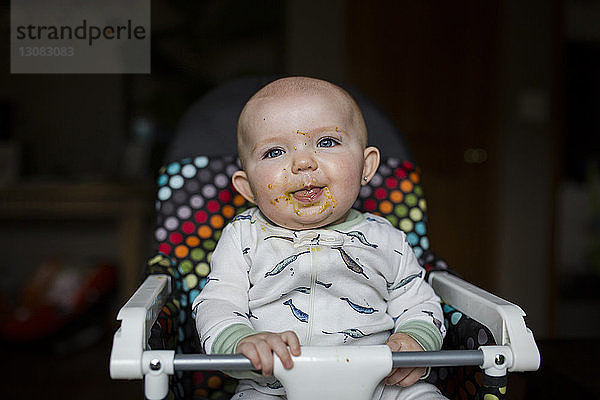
[292,151,318,173]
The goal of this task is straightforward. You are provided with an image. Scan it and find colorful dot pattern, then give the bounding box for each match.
[353,158,429,259]
[149,154,498,400]
[424,303,497,399]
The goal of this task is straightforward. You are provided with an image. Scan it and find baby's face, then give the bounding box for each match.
[233,91,378,230]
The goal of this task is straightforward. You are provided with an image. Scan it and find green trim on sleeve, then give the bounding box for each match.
[396,320,443,352]
[211,324,263,380]
[211,323,257,354]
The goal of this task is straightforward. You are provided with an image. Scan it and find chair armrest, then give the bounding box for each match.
[429,271,540,372]
[110,274,171,379]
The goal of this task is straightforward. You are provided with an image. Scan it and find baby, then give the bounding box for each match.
[193,77,447,400]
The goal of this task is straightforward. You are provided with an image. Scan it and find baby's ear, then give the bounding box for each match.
[362,146,380,185]
[232,170,256,203]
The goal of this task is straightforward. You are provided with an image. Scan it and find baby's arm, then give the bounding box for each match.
[236,331,301,376]
[384,232,446,386]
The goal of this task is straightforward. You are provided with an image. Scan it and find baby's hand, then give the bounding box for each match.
[236,331,301,376]
[384,332,427,387]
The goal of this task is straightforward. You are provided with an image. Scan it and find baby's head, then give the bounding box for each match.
[232,76,380,230]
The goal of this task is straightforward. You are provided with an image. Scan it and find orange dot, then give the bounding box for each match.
[409,172,420,183]
[400,179,413,193]
[207,375,222,389]
[233,194,246,206]
[198,225,212,239]
[186,236,200,247]
[174,245,189,258]
[210,214,224,229]
[390,190,403,203]
[222,205,235,218]
[379,200,393,214]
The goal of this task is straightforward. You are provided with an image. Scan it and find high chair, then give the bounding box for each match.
[110,76,540,400]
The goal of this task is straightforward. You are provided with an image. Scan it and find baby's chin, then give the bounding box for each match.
[264,207,348,230]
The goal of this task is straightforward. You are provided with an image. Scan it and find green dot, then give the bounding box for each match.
[419,199,427,211]
[483,395,499,400]
[395,204,408,217]
[179,260,193,274]
[386,214,398,227]
[203,239,216,251]
[409,207,423,222]
[214,230,222,241]
[414,185,423,196]
[405,194,418,207]
[191,248,205,261]
[207,251,213,263]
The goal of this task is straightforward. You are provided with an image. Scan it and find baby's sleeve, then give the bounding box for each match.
[386,231,446,351]
[192,222,256,355]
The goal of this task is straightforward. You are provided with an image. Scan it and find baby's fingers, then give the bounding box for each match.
[281,330,301,356]
[268,335,295,370]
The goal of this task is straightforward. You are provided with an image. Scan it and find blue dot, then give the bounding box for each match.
[407,232,419,246]
[415,221,426,235]
[167,162,181,175]
[182,164,197,178]
[451,312,463,325]
[169,175,184,190]
[413,246,423,259]
[443,304,455,313]
[189,289,201,303]
[194,156,209,168]
[158,174,168,186]
[158,186,172,201]
[420,236,430,250]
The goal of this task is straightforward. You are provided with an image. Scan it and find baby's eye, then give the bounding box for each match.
[263,148,285,159]
[317,137,340,148]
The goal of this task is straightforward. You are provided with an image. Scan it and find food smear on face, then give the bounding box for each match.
[270,187,336,216]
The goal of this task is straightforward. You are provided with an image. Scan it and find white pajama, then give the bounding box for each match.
[193,208,447,400]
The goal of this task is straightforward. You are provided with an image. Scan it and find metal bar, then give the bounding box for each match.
[391,350,484,368]
[173,350,484,371]
[174,354,254,371]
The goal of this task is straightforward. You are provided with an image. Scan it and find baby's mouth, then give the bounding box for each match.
[291,186,324,203]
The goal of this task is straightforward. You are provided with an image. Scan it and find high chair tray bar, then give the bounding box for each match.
[172,349,485,371]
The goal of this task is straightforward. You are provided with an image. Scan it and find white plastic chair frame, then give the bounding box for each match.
[109,273,540,400]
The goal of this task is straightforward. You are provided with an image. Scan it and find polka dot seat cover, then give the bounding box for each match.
[146,154,498,400]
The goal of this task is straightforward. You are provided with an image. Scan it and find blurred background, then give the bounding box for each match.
[1,1,599,398]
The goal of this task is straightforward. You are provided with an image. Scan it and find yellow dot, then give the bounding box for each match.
[196,262,210,277]
[185,274,198,289]
[483,395,499,400]
[400,218,413,232]
[409,207,423,222]
[499,387,506,394]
